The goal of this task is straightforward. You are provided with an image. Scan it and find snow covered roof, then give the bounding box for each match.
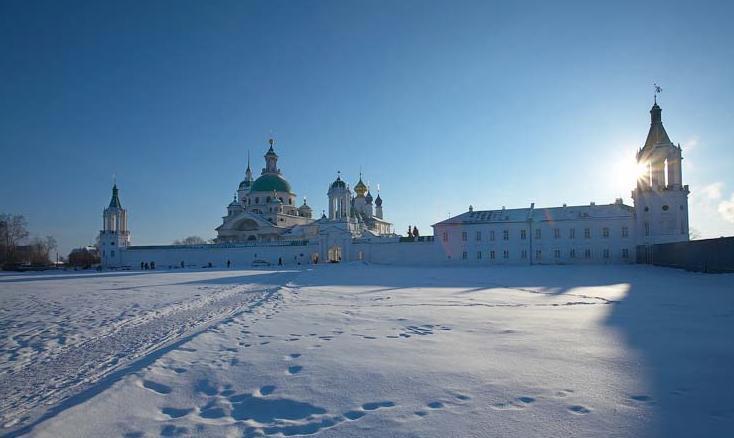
[433,202,633,227]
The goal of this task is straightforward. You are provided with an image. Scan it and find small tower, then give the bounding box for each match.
[298,197,313,218]
[237,151,254,202]
[632,99,690,244]
[263,138,280,175]
[375,192,383,219]
[99,184,130,267]
[227,193,243,216]
[328,173,351,220]
[352,174,372,218]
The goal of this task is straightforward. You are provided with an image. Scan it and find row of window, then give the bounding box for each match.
[461,247,630,260]
[446,226,630,242]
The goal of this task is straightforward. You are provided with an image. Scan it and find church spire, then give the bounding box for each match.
[643,100,672,149]
[109,184,122,209]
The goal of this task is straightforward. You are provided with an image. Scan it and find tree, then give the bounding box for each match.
[68,247,100,268]
[0,214,29,264]
[173,236,208,245]
[28,235,56,265]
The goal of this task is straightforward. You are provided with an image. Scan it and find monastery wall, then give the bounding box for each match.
[120,242,320,269]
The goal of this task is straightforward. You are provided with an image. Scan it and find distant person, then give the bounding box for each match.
[278,257,282,266]
[208,262,212,268]
[227,259,231,268]
[407,225,413,237]
[413,226,419,237]
[150,261,155,270]
[140,261,144,270]
[180,260,184,268]
[144,262,149,270]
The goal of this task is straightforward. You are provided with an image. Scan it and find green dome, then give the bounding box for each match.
[251,173,292,193]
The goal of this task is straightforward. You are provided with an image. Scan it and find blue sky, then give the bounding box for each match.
[1,0,733,255]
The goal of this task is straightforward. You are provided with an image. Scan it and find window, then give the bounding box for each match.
[570,249,576,258]
[477,251,482,260]
[603,227,609,238]
[443,232,448,242]
[569,228,576,239]
[554,249,561,258]
[521,249,527,259]
[490,230,495,241]
[535,249,542,259]
[644,222,650,236]
[662,205,669,211]
[503,249,509,259]
[255,197,260,204]
[535,229,541,239]
[584,249,591,259]
[603,249,610,259]
[266,196,271,202]
[622,226,629,238]
[111,241,115,246]
[584,228,591,239]
[503,230,509,240]
[622,248,629,258]
[476,231,482,241]
[462,251,467,260]
[554,228,560,239]
[521,229,527,240]
[490,250,496,260]
[462,231,467,241]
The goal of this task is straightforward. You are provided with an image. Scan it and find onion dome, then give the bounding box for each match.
[330,175,346,189]
[265,138,278,157]
[375,193,382,206]
[238,179,252,190]
[251,173,292,193]
[354,177,368,197]
[365,191,373,204]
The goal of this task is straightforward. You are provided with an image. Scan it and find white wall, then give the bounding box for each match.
[120,243,320,269]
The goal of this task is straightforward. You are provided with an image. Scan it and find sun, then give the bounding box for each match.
[609,153,648,194]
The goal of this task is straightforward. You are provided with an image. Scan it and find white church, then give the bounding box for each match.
[98,100,689,268]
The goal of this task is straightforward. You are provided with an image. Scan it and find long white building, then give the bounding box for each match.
[99,100,689,268]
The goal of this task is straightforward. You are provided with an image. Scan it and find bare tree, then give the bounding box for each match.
[173,236,208,245]
[0,214,29,264]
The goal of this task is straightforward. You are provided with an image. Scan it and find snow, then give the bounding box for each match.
[1,265,733,437]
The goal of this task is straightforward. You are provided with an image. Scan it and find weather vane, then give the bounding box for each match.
[653,83,663,104]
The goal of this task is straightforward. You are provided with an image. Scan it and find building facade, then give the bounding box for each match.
[99,101,689,268]
[432,100,689,264]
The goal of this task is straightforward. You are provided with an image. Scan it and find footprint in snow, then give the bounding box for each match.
[142,380,172,395]
[161,407,192,418]
[568,405,591,415]
[362,401,396,411]
[287,366,303,375]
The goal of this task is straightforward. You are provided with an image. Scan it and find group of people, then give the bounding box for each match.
[406,225,420,238]
[140,261,155,270]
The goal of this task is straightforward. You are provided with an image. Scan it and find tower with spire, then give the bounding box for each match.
[632,98,689,244]
[99,184,130,266]
[237,151,254,203]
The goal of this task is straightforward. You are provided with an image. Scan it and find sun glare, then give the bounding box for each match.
[609,152,647,194]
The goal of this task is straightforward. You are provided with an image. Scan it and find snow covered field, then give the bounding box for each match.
[1,264,732,437]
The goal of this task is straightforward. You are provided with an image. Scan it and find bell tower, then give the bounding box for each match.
[99,184,131,267]
[632,96,690,244]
